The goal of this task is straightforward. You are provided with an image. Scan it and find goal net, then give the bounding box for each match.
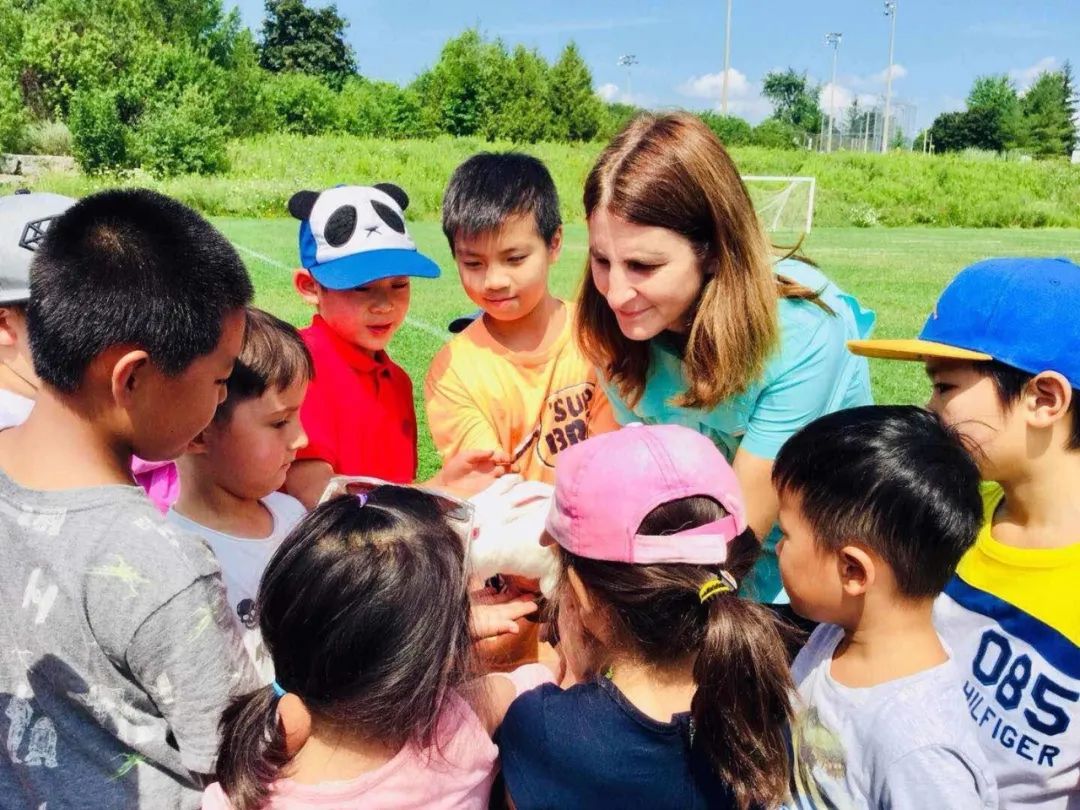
[742,175,816,238]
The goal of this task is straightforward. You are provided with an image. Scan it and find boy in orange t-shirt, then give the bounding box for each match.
[425,153,614,488]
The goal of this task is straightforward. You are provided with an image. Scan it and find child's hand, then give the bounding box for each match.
[432,449,513,498]
[469,586,538,641]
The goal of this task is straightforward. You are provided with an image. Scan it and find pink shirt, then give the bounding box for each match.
[201,664,553,810]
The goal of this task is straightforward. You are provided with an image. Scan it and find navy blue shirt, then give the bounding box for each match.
[497,677,738,809]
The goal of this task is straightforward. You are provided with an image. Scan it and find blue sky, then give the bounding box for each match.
[230,1,1079,133]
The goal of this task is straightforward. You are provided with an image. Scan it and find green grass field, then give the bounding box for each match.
[213,218,1080,479]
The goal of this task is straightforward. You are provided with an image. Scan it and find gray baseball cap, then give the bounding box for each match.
[0,191,76,305]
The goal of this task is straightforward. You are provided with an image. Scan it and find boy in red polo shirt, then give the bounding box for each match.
[284,183,508,507]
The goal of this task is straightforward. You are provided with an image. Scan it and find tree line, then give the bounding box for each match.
[921,69,1078,157]
[1,1,1073,179]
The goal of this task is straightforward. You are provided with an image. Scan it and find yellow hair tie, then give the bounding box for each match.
[699,571,738,604]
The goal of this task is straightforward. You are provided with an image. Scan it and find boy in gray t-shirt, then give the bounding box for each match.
[0,190,258,808]
[772,406,997,809]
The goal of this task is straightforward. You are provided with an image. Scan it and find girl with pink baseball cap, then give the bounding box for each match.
[497,423,795,810]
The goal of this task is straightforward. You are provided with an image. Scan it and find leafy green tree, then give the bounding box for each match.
[698,111,751,145]
[761,68,822,134]
[259,0,355,88]
[263,70,338,134]
[966,75,1022,147]
[1021,71,1073,157]
[597,101,638,140]
[548,41,601,141]
[412,29,488,136]
[0,65,27,151]
[490,45,553,143]
[1063,60,1078,151]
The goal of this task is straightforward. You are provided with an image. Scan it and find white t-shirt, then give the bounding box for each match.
[166,491,306,683]
[786,623,998,810]
[0,388,33,430]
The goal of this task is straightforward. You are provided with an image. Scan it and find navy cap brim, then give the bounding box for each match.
[310,248,440,290]
[448,309,483,333]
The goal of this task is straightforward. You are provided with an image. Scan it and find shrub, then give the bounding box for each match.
[68,87,128,173]
[130,86,229,177]
[264,72,338,135]
[699,112,752,146]
[0,70,27,152]
[23,120,72,155]
[751,118,801,150]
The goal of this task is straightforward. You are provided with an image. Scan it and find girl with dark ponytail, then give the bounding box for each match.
[498,424,795,810]
[203,486,550,810]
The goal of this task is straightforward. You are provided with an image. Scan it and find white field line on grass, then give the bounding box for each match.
[231,241,448,342]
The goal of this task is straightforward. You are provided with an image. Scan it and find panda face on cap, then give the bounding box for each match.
[288,183,440,290]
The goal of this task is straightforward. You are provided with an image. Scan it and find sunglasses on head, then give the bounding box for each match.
[319,475,476,539]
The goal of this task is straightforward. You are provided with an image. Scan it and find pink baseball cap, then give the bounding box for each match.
[545,423,747,565]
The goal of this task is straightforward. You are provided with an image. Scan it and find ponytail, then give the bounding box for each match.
[215,685,290,810]
[692,586,794,810]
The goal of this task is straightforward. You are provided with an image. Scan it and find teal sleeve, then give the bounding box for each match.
[741,315,849,460]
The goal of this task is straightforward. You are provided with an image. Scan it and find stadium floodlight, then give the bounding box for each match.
[617,54,638,102]
[824,32,842,153]
[881,1,897,152]
[721,0,733,115]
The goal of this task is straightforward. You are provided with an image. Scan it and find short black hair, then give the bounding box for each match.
[28,189,253,392]
[441,152,561,252]
[979,359,1080,451]
[772,405,982,599]
[214,308,314,423]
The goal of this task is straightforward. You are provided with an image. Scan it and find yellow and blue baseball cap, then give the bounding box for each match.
[848,257,1080,387]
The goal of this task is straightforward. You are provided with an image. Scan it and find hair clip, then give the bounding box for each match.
[356,493,369,507]
[698,569,739,604]
[271,681,286,698]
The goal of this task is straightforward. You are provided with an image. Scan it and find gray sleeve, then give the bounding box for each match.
[127,574,259,776]
[880,746,997,810]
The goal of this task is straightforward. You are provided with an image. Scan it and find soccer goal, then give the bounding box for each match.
[741,175,816,237]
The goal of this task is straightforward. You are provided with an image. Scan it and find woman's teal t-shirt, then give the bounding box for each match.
[602,258,876,602]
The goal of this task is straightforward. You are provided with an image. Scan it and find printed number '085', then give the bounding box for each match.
[972,630,1078,736]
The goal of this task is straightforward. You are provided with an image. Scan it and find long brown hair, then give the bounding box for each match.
[578,112,823,409]
[558,496,795,810]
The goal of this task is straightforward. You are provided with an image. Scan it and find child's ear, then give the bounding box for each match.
[548,226,564,263]
[1025,371,1072,432]
[837,544,875,597]
[184,429,211,456]
[277,693,312,756]
[0,308,18,348]
[293,269,320,307]
[111,348,152,407]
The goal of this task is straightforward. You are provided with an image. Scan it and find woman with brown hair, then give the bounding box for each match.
[576,112,875,604]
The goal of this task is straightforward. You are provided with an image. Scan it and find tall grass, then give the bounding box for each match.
[9,133,1080,227]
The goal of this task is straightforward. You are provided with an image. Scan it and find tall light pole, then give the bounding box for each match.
[618,54,638,103]
[721,0,733,115]
[881,1,897,152]
[824,32,842,153]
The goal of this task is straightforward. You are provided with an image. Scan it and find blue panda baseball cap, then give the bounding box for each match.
[849,257,1080,387]
[287,183,440,290]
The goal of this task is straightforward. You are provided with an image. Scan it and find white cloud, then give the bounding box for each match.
[872,64,908,84]
[677,63,907,125]
[597,83,620,102]
[676,68,772,122]
[1008,56,1059,92]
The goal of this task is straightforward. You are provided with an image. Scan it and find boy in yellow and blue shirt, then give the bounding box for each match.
[849,257,1080,808]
